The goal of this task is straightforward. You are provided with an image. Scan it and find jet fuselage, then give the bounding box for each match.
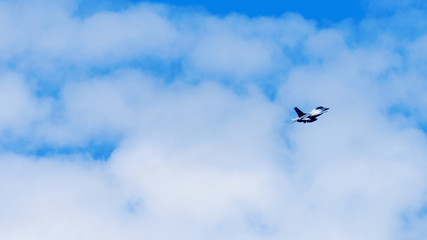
[293,106,329,123]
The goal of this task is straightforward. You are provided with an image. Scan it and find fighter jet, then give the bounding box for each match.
[292,106,329,123]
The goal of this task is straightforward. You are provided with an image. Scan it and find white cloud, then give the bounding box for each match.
[190,33,274,78]
[76,5,178,62]
[0,72,49,135]
[0,1,427,240]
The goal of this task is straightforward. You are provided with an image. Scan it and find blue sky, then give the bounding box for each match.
[1,0,427,239]
[78,0,366,22]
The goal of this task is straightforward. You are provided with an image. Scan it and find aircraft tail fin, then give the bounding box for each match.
[294,107,305,117]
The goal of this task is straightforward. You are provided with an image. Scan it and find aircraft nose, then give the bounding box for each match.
[325,107,329,110]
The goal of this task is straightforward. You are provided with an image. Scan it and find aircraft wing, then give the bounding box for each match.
[301,113,311,120]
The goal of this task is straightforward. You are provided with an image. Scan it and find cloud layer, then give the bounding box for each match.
[1,0,427,239]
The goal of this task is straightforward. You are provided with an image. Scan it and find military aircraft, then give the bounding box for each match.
[292,106,329,123]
